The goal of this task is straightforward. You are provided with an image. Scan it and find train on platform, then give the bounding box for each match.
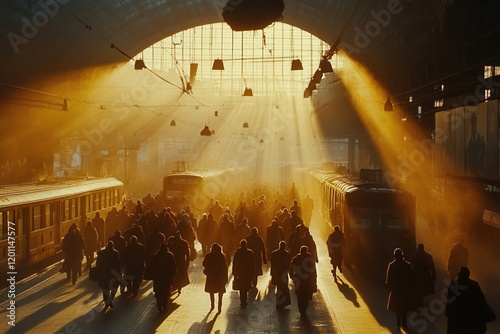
[163,169,239,214]
[0,178,123,272]
[299,168,416,267]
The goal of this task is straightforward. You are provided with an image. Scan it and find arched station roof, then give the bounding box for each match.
[2,0,497,87]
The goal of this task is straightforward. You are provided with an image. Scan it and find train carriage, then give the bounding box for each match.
[0,178,123,272]
[163,169,239,215]
[303,168,416,267]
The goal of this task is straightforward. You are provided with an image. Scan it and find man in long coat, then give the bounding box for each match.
[289,245,317,317]
[96,241,122,309]
[145,243,177,312]
[445,267,491,334]
[245,227,267,287]
[232,239,255,307]
[409,243,436,307]
[386,248,415,330]
[122,235,146,296]
[270,241,291,310]
[168,231,190,293]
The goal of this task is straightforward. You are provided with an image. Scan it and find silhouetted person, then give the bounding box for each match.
[327,225,345,279]
[83,220,99,269]
[289,245,317,318]
[217,213,235,264]
[245,227,267,287]
[104,207,119,240]
[283,210,303,251]
[270,241,292,310]
[302,195,314,227]
[301,228,318,263]
[410,243,436,306]
[209,200,224,223]
[177,213,196,261]
[232,239,255,307]
[61,223,77,278]
[386,248,415,330]
[447,240,469,279]
[146,227,165,263]
[122,235,146,296]
[202,243,228,313]
[124,223,145,245]
[233,217,251,253]
[289,224,304,257]
[446,267,493,334]
[168,231,190,294]
[290,199,302,218]
[266,218,285,259]
[96,240,122,310]
[69,228,85,284]
[197,213,209,254]
[92,211,105,248]
[145,242,177,312]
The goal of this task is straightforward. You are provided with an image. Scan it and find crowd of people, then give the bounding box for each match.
[59,187,495,331]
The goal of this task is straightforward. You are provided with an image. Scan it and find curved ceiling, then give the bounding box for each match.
[2,0,497,88]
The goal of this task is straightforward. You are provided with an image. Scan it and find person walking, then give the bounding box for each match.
[447,240,469,279]
[122,235,146,297]
[270,241,292,310]
[409,243,436,307]
[446,267,494,334]
[202,243,228,313]
[145,243,177,312]
[232,239,255,307]
[289,245,317,318]
[83,220,99,269]
[96,241,122,310]
[326,225,345,279]
[386,248,415,330]
[245,227,267,287]
[67,227,85,285]
[168,231,191,294]
[266,218,285,259]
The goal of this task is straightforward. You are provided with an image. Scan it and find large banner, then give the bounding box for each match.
[435,100,498,181]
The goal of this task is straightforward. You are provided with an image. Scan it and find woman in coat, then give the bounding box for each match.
[202,243,228,313]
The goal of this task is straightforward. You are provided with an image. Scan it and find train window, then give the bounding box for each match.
[349,208,378,229]
[383,208,409,229]
[70,198,76,219]
[45,204,52,227]
[33,206,41,230]
[64,200,70,220]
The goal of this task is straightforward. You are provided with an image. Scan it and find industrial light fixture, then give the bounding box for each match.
[134,59,146,70]
[384,97,394,111]
[212,59,225,70]
[222,0,285,31]
[170,120,176,126]
[291,59,303,71]
[243,122,249,128]
[243,87,253,96]
[200,125,212,136]
[319,59,333,73]
[214,111,219,117]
